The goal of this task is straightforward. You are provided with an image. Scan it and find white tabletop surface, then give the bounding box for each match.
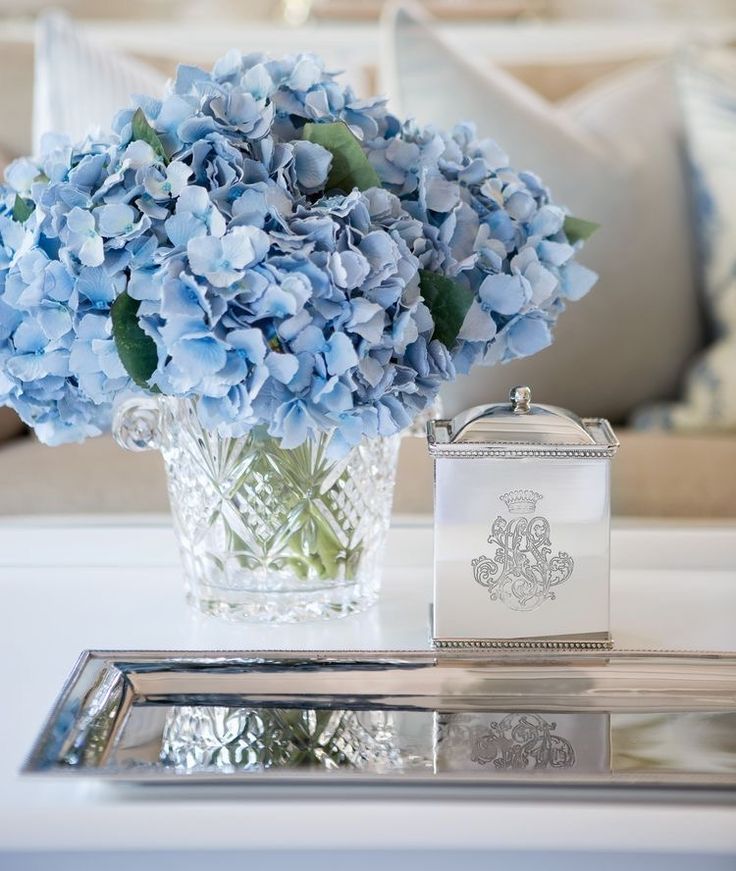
[0,516,735,863]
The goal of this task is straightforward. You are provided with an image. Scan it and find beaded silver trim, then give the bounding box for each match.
[428,446,617,459]
[433,638,613,651]
[427,416,618,459]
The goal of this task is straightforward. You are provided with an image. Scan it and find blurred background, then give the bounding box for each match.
[0,0,735,518]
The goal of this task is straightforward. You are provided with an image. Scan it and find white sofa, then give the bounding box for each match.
[0,14,735,518]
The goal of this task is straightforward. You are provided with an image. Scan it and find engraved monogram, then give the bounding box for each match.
[471,714,576,770]
[471,490,574,611]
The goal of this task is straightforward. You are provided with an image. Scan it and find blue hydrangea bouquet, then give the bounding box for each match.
[0,51,598,622]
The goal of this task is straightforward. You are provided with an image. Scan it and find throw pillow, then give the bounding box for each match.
[633,48,736,431]
[381,3,703,421]
[32,12,167,152]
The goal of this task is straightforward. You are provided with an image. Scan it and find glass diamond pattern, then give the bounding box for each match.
[160,706,402,773]
[158,399,399,622]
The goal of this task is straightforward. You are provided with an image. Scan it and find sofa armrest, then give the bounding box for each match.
[0,427,733,518]
[392,428,736,519]
[611,430,736,518]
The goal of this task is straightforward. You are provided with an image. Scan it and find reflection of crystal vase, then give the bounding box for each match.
[160,706,401,773]
[113,397,400,623]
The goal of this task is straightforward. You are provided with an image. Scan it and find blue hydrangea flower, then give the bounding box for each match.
[361,121,598,373]
[0,50,596,451]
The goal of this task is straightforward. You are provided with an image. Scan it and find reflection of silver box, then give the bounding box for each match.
[428,386,618,649]
[434,712,611,775]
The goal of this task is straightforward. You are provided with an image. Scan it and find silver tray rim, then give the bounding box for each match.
[21,647,736,792]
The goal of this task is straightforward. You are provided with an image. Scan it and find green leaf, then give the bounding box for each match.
[563,215,599,244]
[12,195,34,223]
[419,269,475,349]
[131,107,168,165]
[111,291,159,389]
[302,121,380,193]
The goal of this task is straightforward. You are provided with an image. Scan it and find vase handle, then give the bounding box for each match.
[112,396,162,452]
[406,397,444,437]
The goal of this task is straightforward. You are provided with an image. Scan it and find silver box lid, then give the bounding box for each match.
[427,386,619,459]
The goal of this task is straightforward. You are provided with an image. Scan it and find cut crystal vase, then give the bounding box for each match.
[113,396,400,623]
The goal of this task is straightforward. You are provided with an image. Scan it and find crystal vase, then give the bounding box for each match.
[113,397,400,623]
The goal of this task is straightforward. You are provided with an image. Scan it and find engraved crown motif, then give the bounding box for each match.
[499,490,542,515]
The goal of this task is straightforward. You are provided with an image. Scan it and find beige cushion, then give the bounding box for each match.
[502,58,644,102]
[609,430,736,519]
[0,408,24,443]
[393,431,736,519]
[0,144,14,171]
[0,40,34,156]
[0,435,170,515]
[0,430,733,518]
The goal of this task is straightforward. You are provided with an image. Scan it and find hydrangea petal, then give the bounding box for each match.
[78,235,104,268]
[5,158,38,194]
[561,262,598,301]
[228,328,267,364]
[458,300,497,343]
[98,203,135,237]
[288,57,323,92]
[478,273,529,316]
[506,315,552,358]
[171,336,227,376]
[266,351,299,384]
[272,399,309,449]
[324,333,358,376]
[292,140,332,193]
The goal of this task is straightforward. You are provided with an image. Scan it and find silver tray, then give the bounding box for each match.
[23,649,736,796]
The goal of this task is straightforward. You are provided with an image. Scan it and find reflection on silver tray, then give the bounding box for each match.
[22,650,736,794]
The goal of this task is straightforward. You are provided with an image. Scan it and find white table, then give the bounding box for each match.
[1,517,735,871]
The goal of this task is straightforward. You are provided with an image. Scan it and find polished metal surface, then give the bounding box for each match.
[509,385,533,414]
[433,631,612,650]
[22,650,736,794]
[427,386,619,457]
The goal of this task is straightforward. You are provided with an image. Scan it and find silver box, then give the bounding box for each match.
[428,386,619,649]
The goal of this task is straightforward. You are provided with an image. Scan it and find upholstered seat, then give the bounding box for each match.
[0,428,733,519]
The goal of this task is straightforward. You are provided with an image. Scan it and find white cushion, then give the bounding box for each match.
[381,4,703,421]
[32,12,167,152]
[633,48,736,432]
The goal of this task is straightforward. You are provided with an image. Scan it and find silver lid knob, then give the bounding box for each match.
[509,385,531,414]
